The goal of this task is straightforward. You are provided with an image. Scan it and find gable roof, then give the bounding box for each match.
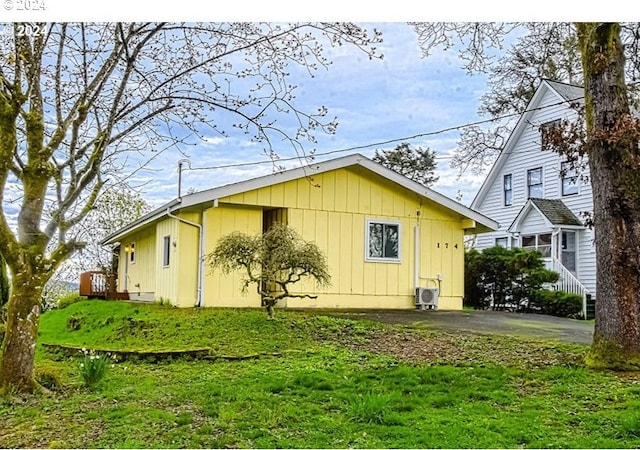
[529,198,583,226]
[470,79,584,209]
[102,153,498,245]
[509,198,583,233]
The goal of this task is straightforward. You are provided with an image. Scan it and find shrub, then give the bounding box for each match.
[57,294,86,309]
[535,290,583,318]
[464,246,558,311]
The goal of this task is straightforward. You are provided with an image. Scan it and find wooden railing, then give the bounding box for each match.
[79,271,129,300]
[551,257,590,318]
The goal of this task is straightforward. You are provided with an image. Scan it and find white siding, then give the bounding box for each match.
[472,84,596,296]
[519,209,547,233]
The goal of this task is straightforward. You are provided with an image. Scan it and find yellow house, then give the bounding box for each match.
[101,154,497,310]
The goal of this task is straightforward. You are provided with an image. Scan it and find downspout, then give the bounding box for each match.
[167,207,204,307]
[414,224,420,291]
[414,210,421,299]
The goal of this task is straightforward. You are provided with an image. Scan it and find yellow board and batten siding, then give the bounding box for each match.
[117,226,157,300]
[201,204,263,307]
[117,212,202,307]
[210,166,466,310]
[154,212,202,308]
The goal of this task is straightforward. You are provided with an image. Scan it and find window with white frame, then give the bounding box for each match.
[521,233,551,258]
[527,167,543,198]
[366,220,401,262]
[495,237,509,248]
[561,162,579,196]
[163,235,171,267]
[561,231,577,273]
[503,174,513,206]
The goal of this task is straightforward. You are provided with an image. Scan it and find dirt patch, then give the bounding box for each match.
[330,309,594,345]
[353,329,586,369]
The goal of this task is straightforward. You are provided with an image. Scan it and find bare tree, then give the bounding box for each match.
[412,22,640,370]
[412,22,640,175]
[207,224,331,320]
[0,22,382,393]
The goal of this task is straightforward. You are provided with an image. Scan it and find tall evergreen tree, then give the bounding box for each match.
[373,143,439,186]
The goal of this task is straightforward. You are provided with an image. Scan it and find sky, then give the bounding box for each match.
[4,3,633,211]
[132,22,492,206]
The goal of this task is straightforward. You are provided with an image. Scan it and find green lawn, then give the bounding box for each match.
[2,300,640,448]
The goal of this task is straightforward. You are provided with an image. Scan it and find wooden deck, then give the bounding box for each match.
[79,271,130,300]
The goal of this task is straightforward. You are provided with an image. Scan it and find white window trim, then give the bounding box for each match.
[503,174,513,206]
[521,232,552,258]
[365,218,402,263]
[560,229,578,274]
[560,161,580,196]
[495,237,509,248]
[527,167,544,199]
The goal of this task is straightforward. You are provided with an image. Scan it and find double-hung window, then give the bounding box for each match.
[503,174,513,206]
[561,162,579,196]
[527,167,543,198]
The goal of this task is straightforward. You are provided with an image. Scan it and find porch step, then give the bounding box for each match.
[586,294,595,320]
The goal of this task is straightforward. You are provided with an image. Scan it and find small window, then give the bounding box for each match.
[129,242,136,264]
[540,119,561,150]
[163,235,171,267]
[521,233,551,258]
[503,174,513,206]
[495,237,508,248]
[527,167,543,199]
[561,162,579,196]
[366,220,401,262]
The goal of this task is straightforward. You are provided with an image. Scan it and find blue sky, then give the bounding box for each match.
[130,22,491,206]
[6,4,622,210]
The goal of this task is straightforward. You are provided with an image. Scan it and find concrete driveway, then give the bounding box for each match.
[332,309,595,345]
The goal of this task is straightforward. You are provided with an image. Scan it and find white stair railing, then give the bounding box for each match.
[551,257,590,318]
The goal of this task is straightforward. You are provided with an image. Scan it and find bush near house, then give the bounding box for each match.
[464,246,561,314]
[534,290,583,318]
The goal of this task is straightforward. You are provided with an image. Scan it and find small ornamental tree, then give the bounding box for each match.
[207,224,331,319]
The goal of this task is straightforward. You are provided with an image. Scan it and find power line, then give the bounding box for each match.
[187,96,584,171]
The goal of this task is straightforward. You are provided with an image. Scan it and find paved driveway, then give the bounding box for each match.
[332,309,594,345]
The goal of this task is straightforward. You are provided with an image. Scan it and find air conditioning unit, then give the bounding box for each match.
[415,287,439,310]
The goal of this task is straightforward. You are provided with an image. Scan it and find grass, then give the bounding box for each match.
[2,299,640,448]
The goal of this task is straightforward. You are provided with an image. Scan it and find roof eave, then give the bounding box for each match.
[100,198,181,245]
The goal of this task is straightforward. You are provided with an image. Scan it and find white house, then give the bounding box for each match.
[470,79,595,317]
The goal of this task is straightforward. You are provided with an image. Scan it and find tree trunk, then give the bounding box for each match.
[577,23,640,369]
[266,301,275,320]
[0,270,45,393]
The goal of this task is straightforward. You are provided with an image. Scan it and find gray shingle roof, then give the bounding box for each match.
[530,198,583,226]
[543,79,583,103]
